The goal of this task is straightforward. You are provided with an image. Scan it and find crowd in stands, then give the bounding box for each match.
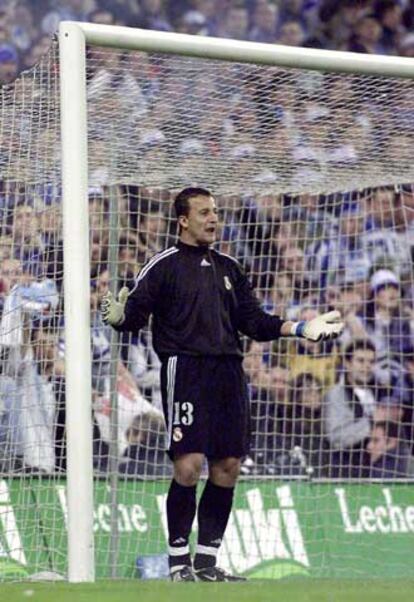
[0,0,413,480]
[1,182,414,480]
[0,0,414,85]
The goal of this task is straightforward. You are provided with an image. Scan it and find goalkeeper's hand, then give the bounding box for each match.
[292,310,344,342]
[100,287,129,326]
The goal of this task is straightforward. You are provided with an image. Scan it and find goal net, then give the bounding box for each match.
[0,30,414,581]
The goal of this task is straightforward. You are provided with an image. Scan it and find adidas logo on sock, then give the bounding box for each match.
[172,537,187,545]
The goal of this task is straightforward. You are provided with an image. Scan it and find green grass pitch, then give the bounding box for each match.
[1,580,413,602]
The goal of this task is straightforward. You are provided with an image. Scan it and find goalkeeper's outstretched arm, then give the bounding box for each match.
[101,253,345,344]
[234,260,344,342]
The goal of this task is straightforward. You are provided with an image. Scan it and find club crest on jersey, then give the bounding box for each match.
[224,276,232,290]
[173,427,183,442]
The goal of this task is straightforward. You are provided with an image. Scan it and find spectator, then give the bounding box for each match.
[117,235,141,286]
[363,186,412,279]
[92,270,162,412]
[276,20,306,46]
[374,0,404,52]
[394,183,414,266]
[85,269,163,470]
[347,15,384,54]
[358,269,414,387]
[326,281,367,348]
[293,106,358,170]
[396,347,414,453]
[307,187,411,290]
[31,321,66,473]
[286,191,337,243]
[38,205,64,291]
[398,31,414,56]
[22,34,52,69]
[0,0,413,86]
[41,0,93,34]
[402,0,414,28]
[274,372,330,477]
[89,190,109,238]
[137,0,172,32]
[0,234,13,263]
[243,340,290,471]
[238,191,284,280]
[263,272,295,319]
[99,0,140,25]
[119,412,171,477]
[136,202,168,261]
[0,43,19,85]
[322,339,398,478]
[122,50,161,107]
[90,231,108,281]
[182,0,220,36]
[219,6,249,40]
[87,48,150,122]
[0,259,59,332]
[366,420,413,478]
[319,0,372,48]
[8,1,37,52]
[278,0,319,31]
[0,257,22,316]
[88,7,117,26]
[249,2,279,43]
[0,280,59,474]
[0,6,10,41]
[11,202,45,271]
[123,328,162,411]
[177,10,209,36]
[244,341,288,403]
[279,244,314,307]
[306,200,371,292]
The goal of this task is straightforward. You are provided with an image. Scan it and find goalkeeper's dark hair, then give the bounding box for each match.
[173,187,212,220]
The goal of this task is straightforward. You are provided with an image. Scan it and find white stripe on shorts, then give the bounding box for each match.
[167,356,177,447]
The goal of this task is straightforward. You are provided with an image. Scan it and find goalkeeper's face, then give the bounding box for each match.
[179,195,219,246]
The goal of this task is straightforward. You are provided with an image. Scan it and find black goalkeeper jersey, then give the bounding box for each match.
[116,240,284,358]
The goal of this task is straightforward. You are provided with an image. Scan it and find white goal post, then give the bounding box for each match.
[58,22,414,583]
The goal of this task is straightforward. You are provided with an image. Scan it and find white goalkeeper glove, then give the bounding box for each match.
[100,287,129,326]
[291,310,344,342]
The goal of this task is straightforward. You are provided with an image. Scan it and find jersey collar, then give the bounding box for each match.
[177,240,211,254]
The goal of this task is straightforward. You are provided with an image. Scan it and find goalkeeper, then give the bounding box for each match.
[101,187,343,582]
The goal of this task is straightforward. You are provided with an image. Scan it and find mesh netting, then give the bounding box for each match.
[0,37,413,581]
[87,46,414,194]
[3,41,414,193]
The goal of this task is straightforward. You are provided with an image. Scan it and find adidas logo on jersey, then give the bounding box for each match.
[200,258,211,267]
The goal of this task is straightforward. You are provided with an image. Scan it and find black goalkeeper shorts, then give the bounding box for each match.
[160,355,250,460]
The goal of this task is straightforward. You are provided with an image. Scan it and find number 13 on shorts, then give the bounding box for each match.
[173,401,194,425]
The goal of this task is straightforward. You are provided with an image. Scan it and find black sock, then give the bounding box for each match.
[166,479,197,570]
[194,480,234,570]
